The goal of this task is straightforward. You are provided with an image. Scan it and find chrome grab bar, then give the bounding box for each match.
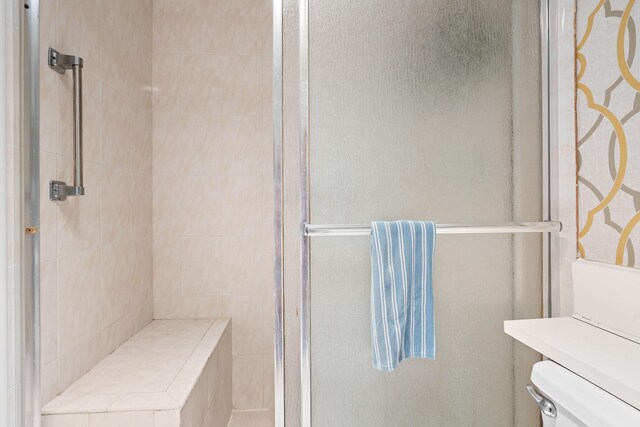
[304,221,562,237]
[48,47,85,201]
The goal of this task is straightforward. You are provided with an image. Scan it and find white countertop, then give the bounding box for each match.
[505,317,640,410]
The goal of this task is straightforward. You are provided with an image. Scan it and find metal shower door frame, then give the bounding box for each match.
[274,0,561,425]
[19,1,41,426]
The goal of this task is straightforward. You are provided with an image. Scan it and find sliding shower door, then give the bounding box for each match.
[302,1,545,426]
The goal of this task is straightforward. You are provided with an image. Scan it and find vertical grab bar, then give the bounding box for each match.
[71,61,83,191]
[48,47,85,201]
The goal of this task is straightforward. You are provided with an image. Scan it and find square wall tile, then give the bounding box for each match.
[101,242,135,328]
[153,0,192,53]
[222,115,262,176]
[100,4,134,96]
[262,293,275,354]
[100,310,136,358]
[154,296,223,320]
[221,56,262,115]
[153,237,181,297]
[101,165,132,247]
[181,54,222,114]
[131,0,153,44]
[221,175,262,236]
[57,336,101,392]
[181,236,223,297]
[233,355,263,410]
[42,414,88,427]
[153,174,187,237]
[130,109,153,173]
[41,259,58,366]
[152,54,181,112]
[219,0,271,56]
[100,84,133,168]
[184,0,224,54]
[263,354,275,410]
[262,115,274,176]
[153,410,180,427]
[223,296,261,355]
[88,411,153,427]
[58,0,101,77]
[181,175,223,236]
[40,0,58,48]
[131,174,153,241]
[42,360,58,405]
[153,113,221,176]
[222,236,261,296]
[58,249,101,352]
[262,56,273,117]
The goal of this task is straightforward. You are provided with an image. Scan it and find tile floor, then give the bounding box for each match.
[227,410,274,427]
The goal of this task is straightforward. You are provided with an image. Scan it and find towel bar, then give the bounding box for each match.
[304,221,562,237]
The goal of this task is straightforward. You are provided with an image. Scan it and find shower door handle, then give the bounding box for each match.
[48,47,85,201]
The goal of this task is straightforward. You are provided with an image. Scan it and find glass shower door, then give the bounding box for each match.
[304,1,544,426]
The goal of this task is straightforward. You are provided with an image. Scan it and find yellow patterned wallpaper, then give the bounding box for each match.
[577,0,640,267]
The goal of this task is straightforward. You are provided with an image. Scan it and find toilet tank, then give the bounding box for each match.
[530,361,640,427]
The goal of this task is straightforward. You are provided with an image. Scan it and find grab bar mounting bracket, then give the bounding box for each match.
[50,181,84,202]
[48,47,83,73]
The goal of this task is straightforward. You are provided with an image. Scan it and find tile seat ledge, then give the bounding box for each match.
[42,318,232,427]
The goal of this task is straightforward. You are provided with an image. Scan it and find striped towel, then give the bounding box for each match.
[370,221,436,371]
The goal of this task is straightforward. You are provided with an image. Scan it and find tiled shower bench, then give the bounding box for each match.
[42,319,232,427]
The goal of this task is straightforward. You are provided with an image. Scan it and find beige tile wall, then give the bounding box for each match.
[39,0,154,404]
[151,0,274,411]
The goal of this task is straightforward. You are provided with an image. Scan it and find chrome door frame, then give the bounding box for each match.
[273,0,285,425]
[297,0,310,425]
[0,0,8,424]
[542,0,560,320]
[19,1,41,426]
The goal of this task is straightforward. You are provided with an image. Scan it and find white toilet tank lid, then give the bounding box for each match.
[532,361,640,425]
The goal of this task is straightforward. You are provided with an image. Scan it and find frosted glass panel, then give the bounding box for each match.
[308,1,542,426]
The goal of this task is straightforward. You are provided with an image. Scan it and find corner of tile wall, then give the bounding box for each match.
[151,0,274,412]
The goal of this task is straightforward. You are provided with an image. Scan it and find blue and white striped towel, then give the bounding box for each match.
[370,221,436,371]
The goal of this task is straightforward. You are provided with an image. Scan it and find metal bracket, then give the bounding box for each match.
[50,180,85,202]
[48,47,83,74]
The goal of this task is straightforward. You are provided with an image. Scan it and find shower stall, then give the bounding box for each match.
[9,0,274,426]
[275,0,561,426]
[4,0,568,425]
